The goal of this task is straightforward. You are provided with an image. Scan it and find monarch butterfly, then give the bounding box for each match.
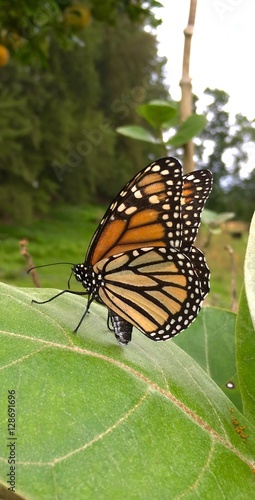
[32,157,212,345]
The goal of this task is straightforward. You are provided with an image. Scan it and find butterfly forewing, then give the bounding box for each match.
[86,158,184,266]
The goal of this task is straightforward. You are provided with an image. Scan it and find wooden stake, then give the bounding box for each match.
[179,0,198,173]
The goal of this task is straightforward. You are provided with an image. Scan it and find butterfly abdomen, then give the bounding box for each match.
[108,309,133,345]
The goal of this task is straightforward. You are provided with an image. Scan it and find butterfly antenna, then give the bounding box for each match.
[28,262,75,273]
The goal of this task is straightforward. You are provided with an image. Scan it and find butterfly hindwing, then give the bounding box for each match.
[186,245,210,299]
[181,169,213,246]
[94,247,204,341]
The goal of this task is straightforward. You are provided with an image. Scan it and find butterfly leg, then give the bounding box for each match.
[108,310,133,345]
[31,289,87,305]
[32,289,91,334]
[73,295,94,333]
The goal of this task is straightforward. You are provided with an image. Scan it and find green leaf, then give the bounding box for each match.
[136,100,177,129]
[202,209,235,227]
[173,307,242,411]
[1,283,255,498]
[237,288,255,425]
[116,125,158,143]
[150,1,164,7]
[167,114,207,147]
[244,211,255,330]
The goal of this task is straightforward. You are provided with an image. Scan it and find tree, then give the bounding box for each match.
[0,0,162,65]
[195,88,255,220]
[0,14,168,222]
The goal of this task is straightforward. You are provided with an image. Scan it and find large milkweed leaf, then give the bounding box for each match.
[244,211,255,330]
[238,212,255,424]
[236,287,255,425]
[173,308,242,411]
[0,282,255,499]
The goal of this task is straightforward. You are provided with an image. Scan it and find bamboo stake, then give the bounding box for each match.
[179,0,198,173]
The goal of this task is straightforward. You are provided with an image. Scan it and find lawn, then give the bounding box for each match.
[0,204,248,310]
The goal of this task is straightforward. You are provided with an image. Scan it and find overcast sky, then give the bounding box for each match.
[156,0,254,120]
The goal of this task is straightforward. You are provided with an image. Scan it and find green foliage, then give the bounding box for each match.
[0,283,255,498]
[202,209,235,227]
[0,16,168,223]
[167,114,207,148]
[0,0,162,64]
[117,99,206,149]
[244,212,255,330]
[0,213,254,497]
[236,287,255,422]
[115,125,158,143]
[136,100,177,129]
[196,88,255,221]
[173,308,242,411]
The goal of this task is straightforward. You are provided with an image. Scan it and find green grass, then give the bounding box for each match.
[0,205,105,290]
[206,229,247,310]
[0,204,248,309]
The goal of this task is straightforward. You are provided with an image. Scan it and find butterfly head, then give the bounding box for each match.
[72,263,89,285]
[72,263,102,301]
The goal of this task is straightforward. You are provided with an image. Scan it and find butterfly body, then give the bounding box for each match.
[108,309,133,345]
[69,157,212,344]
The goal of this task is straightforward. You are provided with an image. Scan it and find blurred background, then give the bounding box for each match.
[0,0,254,310]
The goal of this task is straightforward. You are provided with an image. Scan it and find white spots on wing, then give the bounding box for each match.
[134,190,142,199]
[125,206,137,215]
[117,203,126,212]
[149,195,160,204]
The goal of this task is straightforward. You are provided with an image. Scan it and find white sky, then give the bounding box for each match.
[156,0,254,120]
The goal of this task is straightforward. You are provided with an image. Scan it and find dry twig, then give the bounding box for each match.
[19,239,40,288]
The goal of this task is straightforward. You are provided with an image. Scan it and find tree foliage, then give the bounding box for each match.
[0,15,167,223]
[0,0,162,64]
[195,88,255,221]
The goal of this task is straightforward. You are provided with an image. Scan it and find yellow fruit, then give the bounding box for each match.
[0,45,9,66]
[64,5,91,28]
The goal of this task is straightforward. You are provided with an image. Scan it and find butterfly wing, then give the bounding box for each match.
[73,157,212,343]
[187,245,210,299]
[93,247,204,341]
[86,157,184,266]
[181,169,213,247]
[180,169,212,299]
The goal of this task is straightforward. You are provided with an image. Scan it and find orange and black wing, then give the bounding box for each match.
[185,245,210,299]
[86,157,184,266]
[94,247,204,341]
[181,169,213,247]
